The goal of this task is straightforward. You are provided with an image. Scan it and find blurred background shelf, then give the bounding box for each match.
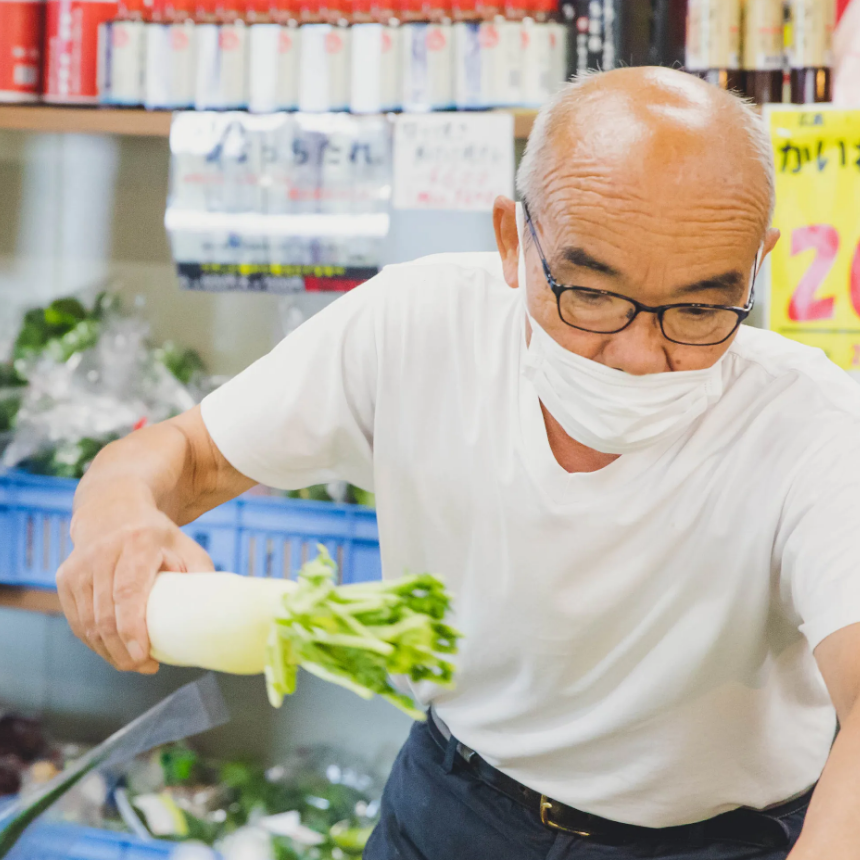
[0,105,537,139]
[0,106,174,137]
[0,586,62,614]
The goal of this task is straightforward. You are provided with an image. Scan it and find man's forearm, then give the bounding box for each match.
[789,703,860,858]
[71,407,253,545]
[72,422,193,539]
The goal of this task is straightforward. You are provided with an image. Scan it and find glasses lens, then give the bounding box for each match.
[558,289,637,333]
[662,306,740,345]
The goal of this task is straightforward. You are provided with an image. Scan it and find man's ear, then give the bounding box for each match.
[763,227,780,258]
[493,196,520,289]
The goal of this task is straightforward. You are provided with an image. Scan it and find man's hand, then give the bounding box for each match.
[57,501,215,674]
[57,407,255,674]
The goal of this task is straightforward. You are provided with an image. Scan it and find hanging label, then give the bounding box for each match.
[393,112,514,211]
[766,107,860,371]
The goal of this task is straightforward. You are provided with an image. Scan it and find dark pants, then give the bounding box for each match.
[365,721,809,860]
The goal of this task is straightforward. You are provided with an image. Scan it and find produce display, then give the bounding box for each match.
[266,549,460,720]
[0,737,380,860]
[0,294,374,505]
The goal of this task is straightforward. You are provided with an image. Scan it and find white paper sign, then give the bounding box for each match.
[393,112,514,211]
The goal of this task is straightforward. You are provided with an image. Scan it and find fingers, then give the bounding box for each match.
[58,550,116,666]
[95,534,161,671]
[59,522,215,675]
[174,532,216,573]
[112,531,167,672]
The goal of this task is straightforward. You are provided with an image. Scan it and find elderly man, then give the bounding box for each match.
[57,67,860,858]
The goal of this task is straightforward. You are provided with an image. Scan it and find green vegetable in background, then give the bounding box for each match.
[17,434,120,479]
[265,547,460,720]
[154,342,206,386]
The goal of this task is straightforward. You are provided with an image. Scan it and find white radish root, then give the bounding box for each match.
[146,572,295,675]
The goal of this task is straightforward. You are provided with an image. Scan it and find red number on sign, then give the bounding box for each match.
[788,225,839,321]
[850,239,860,319]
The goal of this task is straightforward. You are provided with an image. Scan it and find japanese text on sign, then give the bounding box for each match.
[392,113,515,212]
[766,107,860,370]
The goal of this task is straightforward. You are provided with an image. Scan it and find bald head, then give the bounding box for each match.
[517,67,775,240]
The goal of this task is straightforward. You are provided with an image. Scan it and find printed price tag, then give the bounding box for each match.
[766,106,860,369]
[392,112,514,211]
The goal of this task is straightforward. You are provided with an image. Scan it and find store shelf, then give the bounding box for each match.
[0,105,537,139]
[0,586,62,614]
[0,105,174,137]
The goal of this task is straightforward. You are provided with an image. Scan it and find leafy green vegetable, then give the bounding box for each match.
[265,547,460,720]
[154,342,206,386]
[17,434,120,479]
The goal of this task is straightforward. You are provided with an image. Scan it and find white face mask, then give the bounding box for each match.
[516,201,729,455]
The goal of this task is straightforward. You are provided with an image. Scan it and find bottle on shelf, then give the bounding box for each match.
[685,0,742,90]
[401,0,454,110]
[143,0,195,108]
[298,0,350,111]
[649,0,685,67]
[193,0,221,107]
[352,0,401,111]
[0,0,45,103]
[216,0,249,108]
[545,0,567,93]
[98,0,145,105]
[44,0,119,103]
[400,0,430,110]
[742,0,783,104]
[787,0,835,103]
[522,0,563,107]
[476,0,503,107]
[615,0,650,67]
[495,0,525,107]
[248,0,299,111]
[374,0,401,109]
[452,0,482,107]
[560,0,616,78]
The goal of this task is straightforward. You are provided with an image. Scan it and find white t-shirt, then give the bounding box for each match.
[202,252,860,828]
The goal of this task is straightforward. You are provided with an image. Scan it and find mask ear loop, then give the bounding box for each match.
[747,243,764,310]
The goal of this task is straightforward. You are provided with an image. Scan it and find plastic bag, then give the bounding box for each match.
[0,674,229,857]
[3,313,199,477]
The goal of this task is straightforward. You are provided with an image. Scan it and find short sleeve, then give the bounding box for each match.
[200,274,386,492]
[777,422,860,650]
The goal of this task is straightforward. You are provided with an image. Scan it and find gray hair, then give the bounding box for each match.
[516,75,776,229]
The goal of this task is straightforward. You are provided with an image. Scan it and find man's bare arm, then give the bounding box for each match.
[57,406,255,674]
[788,622,860,858]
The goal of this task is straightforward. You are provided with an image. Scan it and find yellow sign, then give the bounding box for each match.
[767,107,860,369]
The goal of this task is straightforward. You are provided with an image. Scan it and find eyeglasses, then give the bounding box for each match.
[522,203,757,347]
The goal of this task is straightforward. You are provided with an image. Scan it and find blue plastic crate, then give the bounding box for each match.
[0,472,381,589]
[7,822,175,860]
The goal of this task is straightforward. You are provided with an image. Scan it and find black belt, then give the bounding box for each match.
[427,710,812,848]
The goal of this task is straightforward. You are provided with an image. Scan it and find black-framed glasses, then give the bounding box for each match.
[522,203,758,347]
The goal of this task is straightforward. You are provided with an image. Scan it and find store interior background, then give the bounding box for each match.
[0,128,501,770]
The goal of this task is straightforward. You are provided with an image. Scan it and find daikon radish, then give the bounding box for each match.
[147,573,295,675]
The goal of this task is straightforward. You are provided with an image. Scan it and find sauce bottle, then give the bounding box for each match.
[787,0,834,103]
[743,0,783,103]
[685,0,742,90]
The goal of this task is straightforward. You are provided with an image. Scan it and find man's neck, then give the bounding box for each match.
[540,403,620,474]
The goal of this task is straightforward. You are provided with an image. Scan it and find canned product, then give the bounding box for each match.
[0,0,45,102]
[44,0,118,102]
